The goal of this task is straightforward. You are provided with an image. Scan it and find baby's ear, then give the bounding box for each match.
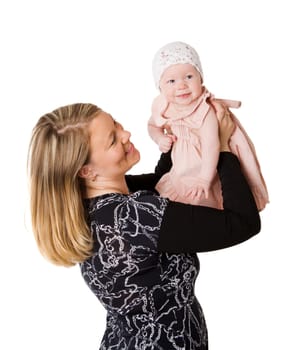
[78,165,96,179]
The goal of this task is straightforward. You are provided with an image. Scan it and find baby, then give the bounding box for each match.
[148,41,268,210]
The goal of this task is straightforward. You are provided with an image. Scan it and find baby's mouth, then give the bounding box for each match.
[177,92,191,99]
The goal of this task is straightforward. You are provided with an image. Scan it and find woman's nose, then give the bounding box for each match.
[121,129,131,143]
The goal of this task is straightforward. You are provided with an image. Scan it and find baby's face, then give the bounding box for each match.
[159,63,203,106]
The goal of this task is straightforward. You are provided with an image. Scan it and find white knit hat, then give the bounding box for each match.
[152,41,203,88]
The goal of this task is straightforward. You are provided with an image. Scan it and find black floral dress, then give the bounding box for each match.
[80,191,208,349]
[80,153,260,349]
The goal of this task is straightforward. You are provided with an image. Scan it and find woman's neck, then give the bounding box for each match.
[83,177,129,198]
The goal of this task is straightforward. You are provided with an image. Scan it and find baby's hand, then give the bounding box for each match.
[188,180,210,200]
[158,134,177,153]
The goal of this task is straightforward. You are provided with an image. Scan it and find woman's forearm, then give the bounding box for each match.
[158,152,261,253]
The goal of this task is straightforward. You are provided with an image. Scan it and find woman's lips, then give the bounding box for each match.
[126,143,134,154]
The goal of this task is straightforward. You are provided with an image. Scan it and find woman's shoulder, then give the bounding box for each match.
[84,191,169,253]
[130,190,168,205]
[84,191,169,220]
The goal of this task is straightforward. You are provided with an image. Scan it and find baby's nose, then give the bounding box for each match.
[177,80,187,89]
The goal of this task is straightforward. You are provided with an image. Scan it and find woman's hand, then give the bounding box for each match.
[210,99,235,151]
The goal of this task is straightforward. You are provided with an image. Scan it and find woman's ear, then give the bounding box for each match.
[78,165,96,180]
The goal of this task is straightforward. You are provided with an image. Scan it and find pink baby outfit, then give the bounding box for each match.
[149,88,269,211]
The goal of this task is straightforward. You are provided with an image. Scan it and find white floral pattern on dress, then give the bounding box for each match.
[80,191,208,349]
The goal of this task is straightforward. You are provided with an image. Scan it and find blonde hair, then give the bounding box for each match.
[28,103,102,267]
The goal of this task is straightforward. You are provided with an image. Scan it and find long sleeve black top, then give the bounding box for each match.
[126,151,260,253]
[80,151,260,349]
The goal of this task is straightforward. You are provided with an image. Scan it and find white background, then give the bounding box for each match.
[0,0,285,349]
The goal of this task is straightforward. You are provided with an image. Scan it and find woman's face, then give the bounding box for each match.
[86,111,140,179]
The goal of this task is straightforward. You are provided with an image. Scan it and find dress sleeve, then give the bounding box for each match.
[125,150,172,192]
[158,152,261,253]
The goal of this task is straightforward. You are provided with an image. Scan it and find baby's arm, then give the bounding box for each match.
[188,109,220,199]
[148,95,176,153]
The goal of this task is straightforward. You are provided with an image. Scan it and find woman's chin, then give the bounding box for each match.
[133,150,141,165]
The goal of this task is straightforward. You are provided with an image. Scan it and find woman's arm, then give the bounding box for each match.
[158,152,261,252]
[125,149,172,192]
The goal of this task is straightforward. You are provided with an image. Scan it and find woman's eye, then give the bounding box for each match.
[167,79,175,84]
[111,134,116,145]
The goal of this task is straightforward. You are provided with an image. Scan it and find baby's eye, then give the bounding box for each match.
[186,75,193,80]
[167,79,175,84]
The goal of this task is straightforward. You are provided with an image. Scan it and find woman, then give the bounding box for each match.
[28,101,260,349]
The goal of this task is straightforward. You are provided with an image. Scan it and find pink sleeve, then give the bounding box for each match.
[229,115,269,211]
[150,94,169,127]
[147,95,168,145]
[198,108,220,184]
